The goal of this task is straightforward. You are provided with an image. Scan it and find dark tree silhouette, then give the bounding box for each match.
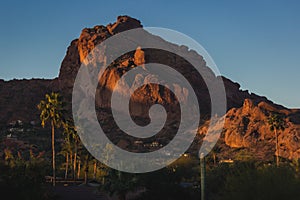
[267,113,286,167]
[38,92,64,186]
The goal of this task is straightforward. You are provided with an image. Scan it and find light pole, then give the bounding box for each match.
[200,153,206,200]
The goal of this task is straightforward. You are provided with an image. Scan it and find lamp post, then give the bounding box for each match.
[200,153,206,200]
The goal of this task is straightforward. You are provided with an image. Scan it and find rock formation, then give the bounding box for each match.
[134,46,146,68]
[0,15,299,161]
[58,16,275,117]
[222,99,300,160]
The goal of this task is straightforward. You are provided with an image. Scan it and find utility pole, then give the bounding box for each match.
[200,153,206,200]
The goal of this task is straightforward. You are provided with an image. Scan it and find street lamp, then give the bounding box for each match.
[200,153,206,200]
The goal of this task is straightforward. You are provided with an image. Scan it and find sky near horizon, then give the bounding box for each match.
[0,0,299,108]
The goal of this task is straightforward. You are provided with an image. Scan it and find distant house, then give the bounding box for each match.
[134,140,143,145]
[9,121,16,126]
[6,133,17,139]
[143,141,161,148]
[219,159,234,164]
[150,141,159,147]
[9,127,24,133]
[17,120,23,126]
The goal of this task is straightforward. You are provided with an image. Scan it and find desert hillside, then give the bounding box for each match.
[0,16,299,161]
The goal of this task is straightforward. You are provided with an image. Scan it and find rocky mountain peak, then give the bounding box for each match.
[107,15,142,35]
[242,99,255,114]
[1,16,300,162]
[222,98,300,160]
[77,16,142,64]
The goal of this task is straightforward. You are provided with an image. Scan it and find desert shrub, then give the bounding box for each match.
[0,158,53,200]
[209,162,300,200]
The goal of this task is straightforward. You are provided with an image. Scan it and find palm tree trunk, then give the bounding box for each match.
[84,170,88,184]
[213,153,216,166]
[65,152,69,179]
[102,175,105,185]
[73,146,77,180]
[275,129,279,167]
[51,120,56,186]
[84,158,89,185]
[93,161,97,180]
[77,160,81,179]
[70,153,73,178]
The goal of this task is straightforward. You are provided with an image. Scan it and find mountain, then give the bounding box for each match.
[58,16,276,116]
[0,15,299,161]
[199,99,300,161]
[0,78,58,125]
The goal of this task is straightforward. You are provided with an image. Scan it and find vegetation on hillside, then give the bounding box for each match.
[1,92,300,200]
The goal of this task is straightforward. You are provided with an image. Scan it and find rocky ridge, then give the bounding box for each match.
[1,16,299,161]
[198,99,300,161]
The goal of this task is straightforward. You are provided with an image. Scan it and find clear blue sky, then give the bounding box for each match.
[0,0,299,108]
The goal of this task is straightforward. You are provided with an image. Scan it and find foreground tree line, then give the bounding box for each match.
[0,150,54,200]
[2,149,300,200]
[37,92,108,185]
[1,92,300,200]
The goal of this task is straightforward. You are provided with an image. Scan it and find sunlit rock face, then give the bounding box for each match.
[56,16,300,159]
[222,99,300,160]
[58,15,272,116]
[2,16,299,161]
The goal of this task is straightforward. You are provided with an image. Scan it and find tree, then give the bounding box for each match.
[218,164,300,200]
[93,159,98,180]
[81,148,91,184]
[0,150,51,200]
[38,92,64,186]
[99,144,139,200]
[72,130,81,180]
[4,148,14,167]
[61,119,76,180]
[59,143,71,180]
[267,113,286,167]
[61,119,83,181]
[101,169,138,200]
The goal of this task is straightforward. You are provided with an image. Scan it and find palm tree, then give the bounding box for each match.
[59,144,71,180]
[38,92,64,186]
[72,130,81,180]
[77,158,81,179]
[267,113,286,167]
[61,118,81,180]
[64,119,81,180]
[93,159,98,180]
[81,148,91,185]
[4,148,14,166]
[61,119,75,180]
